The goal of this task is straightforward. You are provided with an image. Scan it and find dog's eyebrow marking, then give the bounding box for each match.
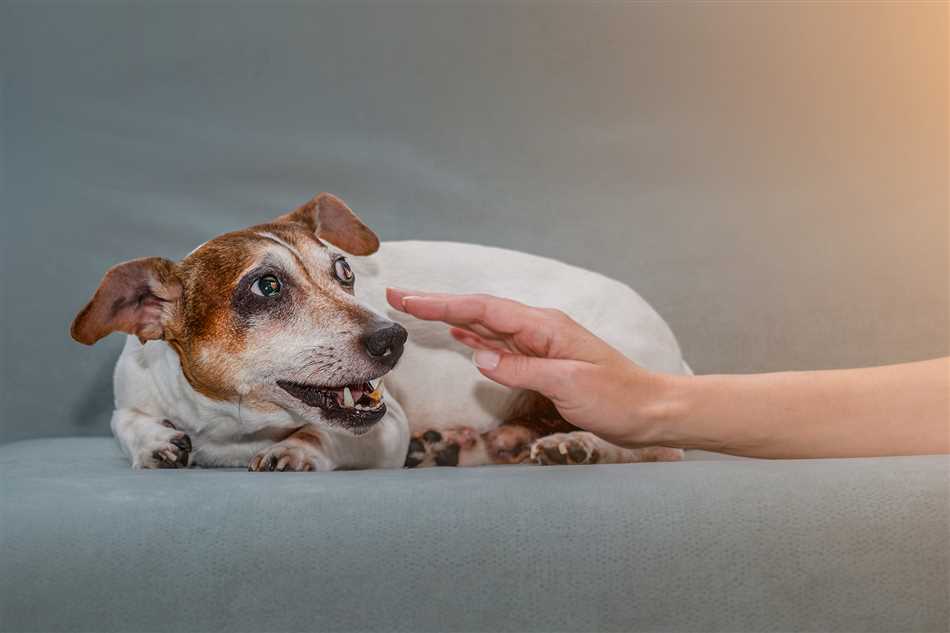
[256,231,320,286]
[257,232,304,261]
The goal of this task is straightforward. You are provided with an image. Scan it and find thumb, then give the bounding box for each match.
[472,350,582,399]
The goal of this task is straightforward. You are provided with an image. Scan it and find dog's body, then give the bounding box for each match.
[75,195,688,470]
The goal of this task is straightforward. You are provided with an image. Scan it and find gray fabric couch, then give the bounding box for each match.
[2,438,948,633]
[3,3,948,632]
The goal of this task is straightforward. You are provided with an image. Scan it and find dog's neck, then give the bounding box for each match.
[133,338,300,438]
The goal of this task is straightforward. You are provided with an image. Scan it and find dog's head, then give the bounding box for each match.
[71,193,406,434]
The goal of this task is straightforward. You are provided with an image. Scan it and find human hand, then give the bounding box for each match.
[386,288,672,448]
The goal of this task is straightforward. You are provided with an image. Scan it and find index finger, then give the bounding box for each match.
[387,288,530,334]
[386,288,615,363]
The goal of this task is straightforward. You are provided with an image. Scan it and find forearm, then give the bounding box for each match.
[643,357,950,459]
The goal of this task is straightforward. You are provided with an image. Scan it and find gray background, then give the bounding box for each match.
[2,2,947,444]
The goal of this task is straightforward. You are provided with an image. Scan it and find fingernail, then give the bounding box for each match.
[400,295,421,309]
[388,288,418,311]
[472,350,500,370]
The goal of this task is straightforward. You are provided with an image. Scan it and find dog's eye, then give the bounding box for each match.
[252,275,282,297]
[333,258,355,286]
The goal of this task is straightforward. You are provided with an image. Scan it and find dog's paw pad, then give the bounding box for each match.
[434,442,460,466]
[405,438,427,468]
[148,432,192,468]
[422,430,442,443]
[406,427,479,468]
[169,433,191,453]
[530,433,598,465]
[484,425,538,464]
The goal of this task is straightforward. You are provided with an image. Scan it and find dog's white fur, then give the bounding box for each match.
[111,240,688,470]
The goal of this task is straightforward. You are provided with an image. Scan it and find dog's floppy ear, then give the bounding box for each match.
[71,257,182,346]
[275,192,379,256]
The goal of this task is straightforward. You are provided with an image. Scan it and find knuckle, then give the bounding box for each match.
[543,308,572,325]
[527,328,552,354]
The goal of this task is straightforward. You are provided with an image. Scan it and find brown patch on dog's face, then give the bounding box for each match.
[72,194,404,434]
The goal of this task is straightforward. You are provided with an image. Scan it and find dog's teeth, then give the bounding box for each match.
[343,387,355,408]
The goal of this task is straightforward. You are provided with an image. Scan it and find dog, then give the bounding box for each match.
[71,193,688,470]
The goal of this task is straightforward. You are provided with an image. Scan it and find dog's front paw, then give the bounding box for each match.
[135,421,191,469]
[530,432,599,465]
[248,443,329,472]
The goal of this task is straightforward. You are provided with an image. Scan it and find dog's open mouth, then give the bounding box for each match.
[277,379,387,428]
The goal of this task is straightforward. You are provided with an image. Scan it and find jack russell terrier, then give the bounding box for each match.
[71,193,688,471]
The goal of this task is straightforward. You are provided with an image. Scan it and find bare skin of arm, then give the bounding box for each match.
[387,288,950,459]
[656,359,950,458]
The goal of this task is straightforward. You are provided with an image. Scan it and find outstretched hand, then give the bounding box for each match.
[387,288,950,459]
[386,288,667,448]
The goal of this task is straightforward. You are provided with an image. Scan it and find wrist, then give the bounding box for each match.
[621,370,696,449]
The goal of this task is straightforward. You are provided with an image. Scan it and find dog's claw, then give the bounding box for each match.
[248,443,325,472]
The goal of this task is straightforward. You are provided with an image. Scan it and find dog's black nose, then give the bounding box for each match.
[362,323,408,366]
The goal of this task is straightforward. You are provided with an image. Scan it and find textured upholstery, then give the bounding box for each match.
[2,438,947,632]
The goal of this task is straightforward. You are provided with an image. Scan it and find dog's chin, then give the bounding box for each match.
[276,379,387,434]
